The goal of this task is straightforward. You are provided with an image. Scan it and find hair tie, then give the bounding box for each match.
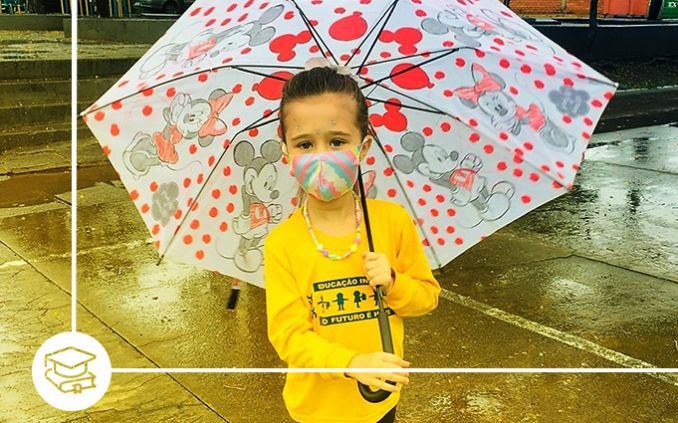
[304,57,361,83]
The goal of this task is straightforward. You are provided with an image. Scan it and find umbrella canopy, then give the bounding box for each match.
[82,0,617,287]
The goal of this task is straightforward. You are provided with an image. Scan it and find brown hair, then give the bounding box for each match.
[279,66,370,144]
[279,67,371,206]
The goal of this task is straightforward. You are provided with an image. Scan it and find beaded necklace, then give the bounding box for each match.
[302,195,361,260]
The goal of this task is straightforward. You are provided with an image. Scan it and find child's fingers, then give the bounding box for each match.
[374,352,410,369]
[366,376,399,392]
[368,277,391,288]
[367,274,388,286]
[363,252,387,263]
[388,373,410,385]
[393,371,410,380]
[382,354,411,368]
[375,372,409,386]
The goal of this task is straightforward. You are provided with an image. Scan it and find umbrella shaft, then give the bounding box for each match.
[358,165,394,353]
[376,289,394,353]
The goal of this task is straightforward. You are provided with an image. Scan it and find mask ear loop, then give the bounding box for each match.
[280,140,289,158]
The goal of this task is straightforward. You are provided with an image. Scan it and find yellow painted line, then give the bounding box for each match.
[440,289,678,386]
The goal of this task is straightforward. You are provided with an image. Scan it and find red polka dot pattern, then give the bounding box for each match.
[80,0,614,287]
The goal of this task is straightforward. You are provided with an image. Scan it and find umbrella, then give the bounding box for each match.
[82,0,617,402]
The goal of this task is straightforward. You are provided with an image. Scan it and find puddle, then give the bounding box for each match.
[0,164,118,208]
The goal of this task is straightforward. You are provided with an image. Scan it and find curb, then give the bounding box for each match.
[0,15,65,31]
[0,122,90,152]
[0,58,138,80]
[597,87,678,132]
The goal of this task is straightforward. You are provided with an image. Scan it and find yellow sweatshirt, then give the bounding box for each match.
[264,199,440,423]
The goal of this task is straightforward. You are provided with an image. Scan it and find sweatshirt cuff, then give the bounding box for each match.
[385,269,412,304]
[324,346,358,380]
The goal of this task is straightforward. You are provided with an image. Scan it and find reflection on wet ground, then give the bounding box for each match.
[584,125,678,174]
[0,164,119,208]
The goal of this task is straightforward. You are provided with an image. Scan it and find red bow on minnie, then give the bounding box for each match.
[453,64,502,104]
[515,104,546,131]
[198,92,233,138]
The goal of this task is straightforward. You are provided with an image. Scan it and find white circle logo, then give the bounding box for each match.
[32,332,111,411]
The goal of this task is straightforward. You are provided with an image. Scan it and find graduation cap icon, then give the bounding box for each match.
[44,346,97,394]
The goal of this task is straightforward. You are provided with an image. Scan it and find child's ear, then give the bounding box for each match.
[279,140,290,159]
[359,135,373,160]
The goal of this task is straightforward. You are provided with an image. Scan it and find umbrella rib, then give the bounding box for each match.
[230,66,290,82]
[83,65,298,116]
[356,0,400,73]
[291,0,338,65]
[368,123,443,269]
[363,80,453,117]
[344,0,398,67]
[365,81,566,191]
[365,97,445,115]
[157,121,277,264]
[229,64,305,70]
[243,115,280,132]
[362,47,470,90]
[352,48,456,70]
[83,68,230,115]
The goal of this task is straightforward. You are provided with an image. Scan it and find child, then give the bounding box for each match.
[264,62,441,423]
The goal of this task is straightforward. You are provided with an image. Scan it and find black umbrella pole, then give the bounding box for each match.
[356,166,395,403]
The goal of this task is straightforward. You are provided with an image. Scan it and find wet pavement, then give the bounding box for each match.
[1,28,678,421]
[1,122,677,422]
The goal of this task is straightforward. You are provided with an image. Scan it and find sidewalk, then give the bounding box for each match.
[1,30,677,423]
[2,123,677,422]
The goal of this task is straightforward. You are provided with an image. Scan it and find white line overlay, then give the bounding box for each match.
[71,1,78,333]
[105,291,678,387]
[111,368,678,374]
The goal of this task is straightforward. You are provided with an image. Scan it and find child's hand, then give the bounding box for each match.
[362,252,395,295]
[345,352,410,392]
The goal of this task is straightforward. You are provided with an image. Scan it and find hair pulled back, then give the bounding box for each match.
[279,66,370,143]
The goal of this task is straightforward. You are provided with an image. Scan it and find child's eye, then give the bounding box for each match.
[297,141,312,150]
[330,139,345,147]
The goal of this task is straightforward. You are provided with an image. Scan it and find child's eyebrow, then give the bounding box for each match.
[290,130,352,141]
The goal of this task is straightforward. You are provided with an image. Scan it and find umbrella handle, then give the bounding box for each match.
[355,166,396,403]
[357,287,395,402]
[358,380,395,403]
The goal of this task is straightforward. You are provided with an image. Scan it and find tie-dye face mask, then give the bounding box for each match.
[291,143,363,202]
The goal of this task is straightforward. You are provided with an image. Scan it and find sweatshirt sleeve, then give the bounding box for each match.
[264,233,357,379]
[383,206,441,317]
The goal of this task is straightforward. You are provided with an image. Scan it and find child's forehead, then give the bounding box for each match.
[285,93,357,123]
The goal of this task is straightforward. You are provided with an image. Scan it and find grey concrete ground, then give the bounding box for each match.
[1,30,678,423]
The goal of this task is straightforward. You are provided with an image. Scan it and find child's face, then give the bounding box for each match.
[283,92,370,159]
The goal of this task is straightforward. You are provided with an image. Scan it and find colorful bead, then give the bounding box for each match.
[303,195,361,261]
